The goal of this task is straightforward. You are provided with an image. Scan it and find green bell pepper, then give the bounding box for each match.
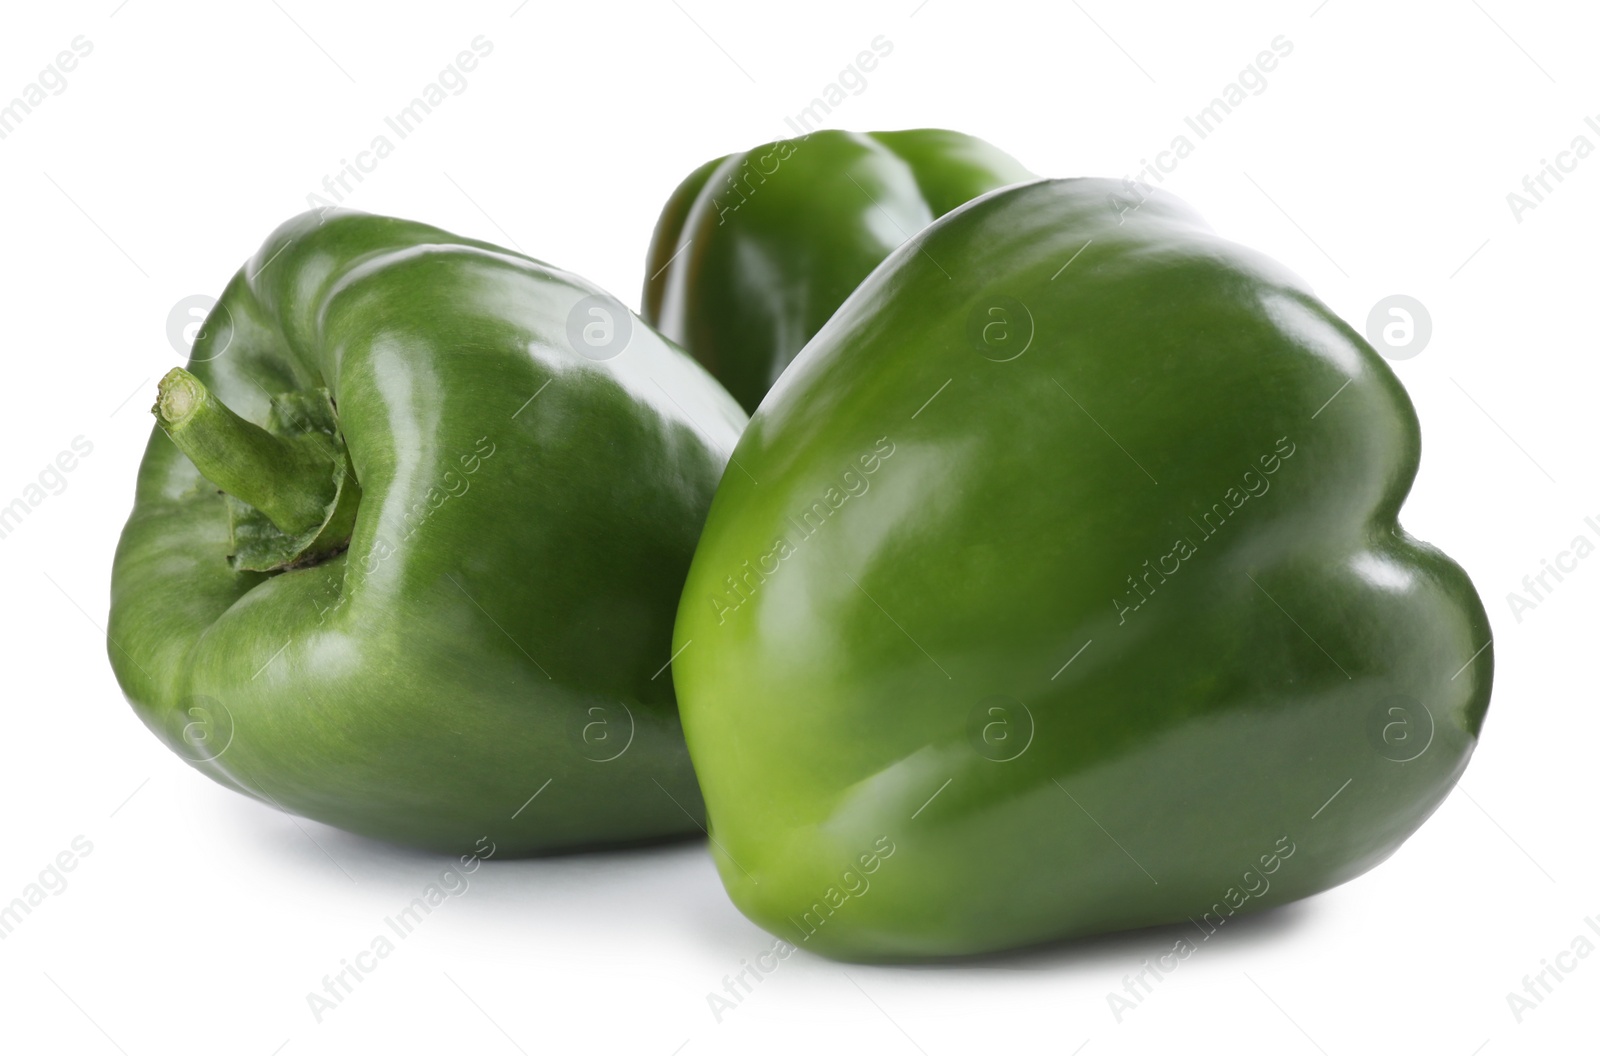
[672,178,1493,960]
[109,209,746,855]
[643,128,1033,413]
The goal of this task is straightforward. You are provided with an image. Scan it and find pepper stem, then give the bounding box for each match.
[154,368,336,535]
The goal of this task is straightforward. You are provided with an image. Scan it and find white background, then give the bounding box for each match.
[1,1,1594,1052]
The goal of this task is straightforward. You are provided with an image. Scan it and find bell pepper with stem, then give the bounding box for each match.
[109,209,747,855]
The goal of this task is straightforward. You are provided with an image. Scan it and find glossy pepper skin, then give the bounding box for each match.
[109,210,746,855]
[672,179,1493,960]
[642,129,1033,413]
